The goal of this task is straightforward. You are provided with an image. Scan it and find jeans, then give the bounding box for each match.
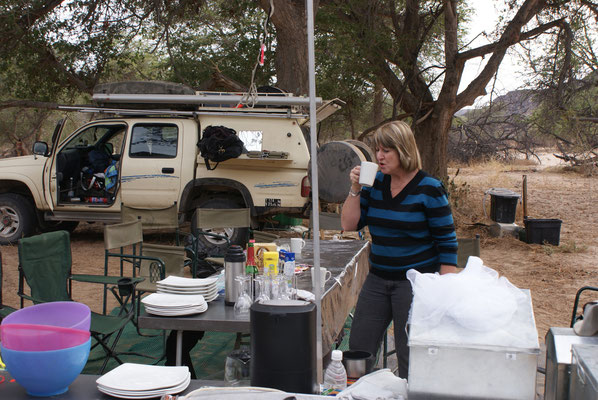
[349,273,413,378]
[165,330,204,379]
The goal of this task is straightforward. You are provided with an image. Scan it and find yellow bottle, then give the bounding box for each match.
[263,251,279,276]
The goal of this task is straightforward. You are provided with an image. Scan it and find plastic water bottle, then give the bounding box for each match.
[322,350,347,395]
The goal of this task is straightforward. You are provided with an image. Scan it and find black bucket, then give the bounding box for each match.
[524,218,562,245]
[488,188,520,223]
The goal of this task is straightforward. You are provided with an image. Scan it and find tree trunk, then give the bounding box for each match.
[259,0,319,96]
[414,107,454,179]
[373,81,384,125]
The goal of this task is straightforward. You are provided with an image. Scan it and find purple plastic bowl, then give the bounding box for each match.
[1,302,91,331]
[0,324,90,351]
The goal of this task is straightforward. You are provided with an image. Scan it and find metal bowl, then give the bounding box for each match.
[342,350,375,379]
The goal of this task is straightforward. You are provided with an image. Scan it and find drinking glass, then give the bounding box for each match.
[255,275,270,303]
[234,275,252,317]
[224,348,251,386]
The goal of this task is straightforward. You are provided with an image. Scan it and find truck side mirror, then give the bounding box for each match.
[32,141,49,156]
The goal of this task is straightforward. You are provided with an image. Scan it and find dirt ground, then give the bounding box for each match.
[1,152,596,347]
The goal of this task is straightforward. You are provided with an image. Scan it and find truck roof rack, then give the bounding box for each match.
[57,105,308,119]
[93,91,320,109]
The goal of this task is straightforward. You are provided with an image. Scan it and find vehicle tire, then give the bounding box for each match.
[191,197,249,253]
[0,193,37,245]
[38,220,80,234]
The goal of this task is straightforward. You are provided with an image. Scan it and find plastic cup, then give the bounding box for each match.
[1,301,91,331]
[358,161,379,187]
[0,324,90,351]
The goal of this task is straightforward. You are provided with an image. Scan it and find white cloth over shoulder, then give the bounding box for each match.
[336,369,407,400]
[407,256,527,332]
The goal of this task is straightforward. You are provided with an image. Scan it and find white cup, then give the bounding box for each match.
[359,161,379,187]
[290,238,306,256]
[311,267,332,290]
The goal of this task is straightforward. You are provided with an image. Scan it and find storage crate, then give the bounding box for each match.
[524,218,562,246]
[569,344,598,400]
[408,290,540,399]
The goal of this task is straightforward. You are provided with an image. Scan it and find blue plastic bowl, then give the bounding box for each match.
[1,338,91,397]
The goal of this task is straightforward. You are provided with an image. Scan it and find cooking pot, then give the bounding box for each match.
[342,350,375,379]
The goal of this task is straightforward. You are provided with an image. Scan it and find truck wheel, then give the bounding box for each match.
[192,197,249,252]
[0,193,37,244]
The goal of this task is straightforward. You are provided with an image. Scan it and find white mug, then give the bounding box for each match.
[359,161,379,187]
[290,238,306,256]
[311,267,332,290]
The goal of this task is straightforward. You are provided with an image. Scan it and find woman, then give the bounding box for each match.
[341,120,458,378]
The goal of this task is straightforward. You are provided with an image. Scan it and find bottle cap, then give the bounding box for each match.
[331,350,342,361]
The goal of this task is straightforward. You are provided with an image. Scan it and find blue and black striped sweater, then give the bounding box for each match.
[357,170,458,280]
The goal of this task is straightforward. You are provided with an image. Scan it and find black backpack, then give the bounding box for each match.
[197,125,244,170]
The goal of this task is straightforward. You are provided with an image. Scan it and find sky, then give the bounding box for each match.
[460,1,525,106]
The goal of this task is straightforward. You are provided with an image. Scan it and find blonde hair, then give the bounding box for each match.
[372,120,422,172]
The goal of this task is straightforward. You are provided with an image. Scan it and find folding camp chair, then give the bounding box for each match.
[188,207,251,277]
[17,230,146,373]
[0,250,16,319]
[134,243,189,319]
[307,210,365,240]
[102,220,166,315]
[456,234,481,268]
[121,203,182,245]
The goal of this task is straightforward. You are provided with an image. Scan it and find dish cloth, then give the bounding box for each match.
[336,369,407,400]
[296,289,315,302]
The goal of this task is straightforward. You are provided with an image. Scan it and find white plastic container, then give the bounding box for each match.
[408,289,540,399]
[322,350,347,395]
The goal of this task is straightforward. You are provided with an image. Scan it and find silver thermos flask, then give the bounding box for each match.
[224,245,246,306]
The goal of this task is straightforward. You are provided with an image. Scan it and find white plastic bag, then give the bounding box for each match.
[407,256,527,332]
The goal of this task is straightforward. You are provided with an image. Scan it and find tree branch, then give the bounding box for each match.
[455,0,555,110]
[457,18,564,62]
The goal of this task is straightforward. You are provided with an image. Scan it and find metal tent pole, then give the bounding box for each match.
[306,0,323,385]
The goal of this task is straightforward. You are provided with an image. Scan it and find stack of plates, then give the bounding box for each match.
[156,275,219,302]
[141,293,207,316]
[96,363,190,399]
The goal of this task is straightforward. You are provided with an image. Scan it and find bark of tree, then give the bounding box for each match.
[258,0,319,96]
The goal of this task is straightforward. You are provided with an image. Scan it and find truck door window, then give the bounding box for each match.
[130,124,178,158]
[239,130,263,152]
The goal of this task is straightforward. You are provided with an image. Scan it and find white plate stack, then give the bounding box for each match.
[141,293,208,316]
[96,363,190,399]
[156,275,220,302]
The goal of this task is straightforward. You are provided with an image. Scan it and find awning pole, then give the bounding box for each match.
[306,0,323,385]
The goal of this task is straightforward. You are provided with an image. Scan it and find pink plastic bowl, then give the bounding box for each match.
[1,301,91,331]
[0,324,90,351]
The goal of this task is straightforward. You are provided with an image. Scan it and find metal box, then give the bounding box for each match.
[408,289,540,399]
[569,344,598,400]
[545,327,598,400]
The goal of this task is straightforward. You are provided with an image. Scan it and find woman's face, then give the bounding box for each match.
[376,146,400,174]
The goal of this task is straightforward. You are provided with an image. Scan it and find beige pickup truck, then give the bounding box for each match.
[0,83,341,246]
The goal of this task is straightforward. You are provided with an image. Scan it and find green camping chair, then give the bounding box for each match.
[17,230,147,374]
[102,220,167,315]
[121,202,182,245]
[456,234,481,268]
[0,250,16,319]
[134,242,189,318]
[188,207,251,277]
